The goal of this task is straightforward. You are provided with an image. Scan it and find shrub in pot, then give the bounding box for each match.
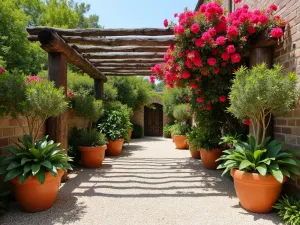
[221,63,299,213]
[98,108,131,156]
[186,127,202,159]
[217,136,300,213]
[71,94,106,168]
[132,123,143,139]
[0,71,70,212]
[172,104,191,149]
[163,123,173,138]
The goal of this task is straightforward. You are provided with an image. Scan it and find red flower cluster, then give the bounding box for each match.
[26,76,40,83]
[67,90,75,99]
[151,1,285,111]
[0,68,6,74]
[149,76,155,84]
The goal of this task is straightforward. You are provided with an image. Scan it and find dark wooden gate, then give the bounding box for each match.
[144,104,163,136]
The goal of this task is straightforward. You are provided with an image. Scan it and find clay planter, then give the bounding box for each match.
[173,135,188,149]
[231,169,287,213]
[11,170,64,213]
[106,138,124,156]
[189,144,200,159]
[200,148,222,169]
[79,145,107,168]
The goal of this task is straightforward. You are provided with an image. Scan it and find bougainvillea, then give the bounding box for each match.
[151,0,285,140]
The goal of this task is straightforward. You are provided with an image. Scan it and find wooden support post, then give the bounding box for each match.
[94,79,104,100]
[47,52,68,151]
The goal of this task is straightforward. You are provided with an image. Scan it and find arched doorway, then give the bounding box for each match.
[144,103,163,136]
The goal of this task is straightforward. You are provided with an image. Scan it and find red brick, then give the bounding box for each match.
[288,119,296,126]
[274,126,282,133]
[276,119,287,125]
[286,135,297,145]
[282,127,292,134]
[0,118,9,127]
[292,127,300,135]
[0,138,9,147]
[14,127,25,136]
[275,134,286,142]
[2,128,14,137]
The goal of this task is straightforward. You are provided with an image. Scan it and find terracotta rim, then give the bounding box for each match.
[79,145,107,152]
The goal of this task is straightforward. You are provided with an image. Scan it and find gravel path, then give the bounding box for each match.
[1,137,282,225]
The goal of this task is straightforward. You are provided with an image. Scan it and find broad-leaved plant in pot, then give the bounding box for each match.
[0,71,70,212]
[220,63,299,213]
[186,127,202,159]
[98,107,131,156]
[71,94,106,168]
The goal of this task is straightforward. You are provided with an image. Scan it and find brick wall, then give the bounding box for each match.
[234,0,300,191]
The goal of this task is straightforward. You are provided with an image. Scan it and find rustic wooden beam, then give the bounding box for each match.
[91,63,157,67]
[103,73,152,76]
[97,66,152,71]
[61,36,175,46]
[73,45,169,53]
[83,53,165,59]
[28,29,107,81]
[90,59,163,65]
[27,27,174,36]
[94,79,104,100]
[98,69,152,73]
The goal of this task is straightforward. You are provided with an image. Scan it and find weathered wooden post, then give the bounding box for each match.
[94,79,104,100]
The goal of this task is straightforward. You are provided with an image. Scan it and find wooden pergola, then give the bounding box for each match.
[26,27,174,150]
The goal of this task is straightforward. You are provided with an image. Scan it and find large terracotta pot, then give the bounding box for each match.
[79,145,107,168]
[173,135,188,149]
[11,170,64,213]
[231,169,286,213]
[200,148,222,169]
[189,144,200,159]
[107,138,124,156]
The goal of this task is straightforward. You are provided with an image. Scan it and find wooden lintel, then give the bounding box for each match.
[94,79,104,100]
[31,29,107,81]
[83,53,165,59]
[27,27,174,36]
[73,46,169,53]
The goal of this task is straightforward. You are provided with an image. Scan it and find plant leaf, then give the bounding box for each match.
[256,164,267,176]
[239,160,253,170]
[271,169,284,183]
[36,167,45,184]
[4,168,23,182]
[31,164,41,176]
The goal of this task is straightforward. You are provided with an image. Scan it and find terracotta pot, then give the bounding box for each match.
[231,169,286,213]
[11,170,64,213]
[200,148,222,169]
[189,144,200,159]
[173,135,188,149]
[107,139,124,156]
[128,130,133,139]
[79,145,107,168]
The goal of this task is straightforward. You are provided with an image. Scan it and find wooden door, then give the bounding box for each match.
[144,104,163,136]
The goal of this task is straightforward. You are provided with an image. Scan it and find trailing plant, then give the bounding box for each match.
[171,122,191,136]
[186,126,202,150]
[98,108,132,141]
[217,135,300,183]
[173,104,191,123]
[229,64,297,145]
[273,195,300,225]
[0,135,72,184]
[132,123,143,138]
[0,71,67,144]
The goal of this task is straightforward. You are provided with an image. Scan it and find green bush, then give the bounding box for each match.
[163,124,173,138]
[173,104,191,122]
[229,63,297,145]
[273,195,300,225]
[68,72,94,96]
[186,127,202,149]
[132,123,143,138]
[171,123,191,136]
[98,108,132,141]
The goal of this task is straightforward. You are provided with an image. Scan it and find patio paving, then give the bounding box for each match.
[0,137,282,225]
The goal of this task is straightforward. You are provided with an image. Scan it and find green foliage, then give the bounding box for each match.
[186,127,203,149]
[98,109,132,141]
[105,101,134,118]
[104,83,118,103]
[107,76,156,110]
[163,123,174,138]
[171,123,191,136]
[229,64,297,144]
[196,126,220,151]
[173,104,191,122]
[73,95,103,123]
[68,72,94,96]
[217,135,300,183]
[0,135,72,184]
[0,181,12,215]
[163,86,190,117]
[273,195,300,225]
[132,123,143,138]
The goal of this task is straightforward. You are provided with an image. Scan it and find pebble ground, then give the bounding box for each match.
[0,137,282,225]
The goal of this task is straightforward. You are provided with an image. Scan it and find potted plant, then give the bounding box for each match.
[186,127,201,159]
[71,94,106,168]
[217,136,300,213]
[172,104,191,149]
[0,71,70,212]
[98,107,131,156]
[218,63,299,213]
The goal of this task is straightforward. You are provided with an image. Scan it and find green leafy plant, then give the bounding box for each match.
[273,195,300,225]
[219,134,242,149]
[186,126,202,150]
[217,135,300,183]
[0,135,72,184]
[132,123,143,138]
[171,123,191,136]
[163,124,173,138]
[98,108,131,141]
[229,64,297,145]
[173,104,191,122]
[196,126,220,151]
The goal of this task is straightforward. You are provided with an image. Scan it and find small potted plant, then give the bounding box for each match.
[172,104,191,149]
[163,124,173,138]
[71,94,106,168]
[98,107,131,156]
[218,63,299,213]
[186,127,201,159]
[0,71,71,212]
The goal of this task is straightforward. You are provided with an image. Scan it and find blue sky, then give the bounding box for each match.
[81,0,198,28]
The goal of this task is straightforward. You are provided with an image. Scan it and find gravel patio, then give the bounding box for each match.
[0,137,282,225]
